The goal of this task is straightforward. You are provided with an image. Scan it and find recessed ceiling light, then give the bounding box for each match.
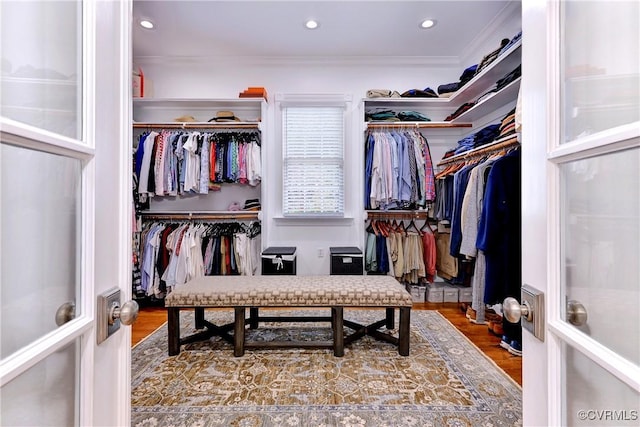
[420,19,436,29]
[305,19,319,30]
[140,19,154,29]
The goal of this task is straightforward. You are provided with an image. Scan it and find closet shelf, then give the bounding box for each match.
[132,98,266,123]
[436,135,519,166]
[450,77,521,124]
[363,97,450,106]
[139,210,260,220]
[447,40,522,106]
[132,122,261,129]
[363,40,522,123]
[366,121,472,129]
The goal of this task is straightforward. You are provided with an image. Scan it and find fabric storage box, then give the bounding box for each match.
[330,247,363,275]
[261,247,297,275]
[443,285,460,303]
[426,283,445,303]
[408,284,426,303]
[458,286,473,303]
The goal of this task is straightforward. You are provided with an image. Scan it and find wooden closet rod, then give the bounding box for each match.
[436,135,519,166]
[365,210,430,220]
[132,122,260,130]
[366,122,472,129]
[139,211,259,221]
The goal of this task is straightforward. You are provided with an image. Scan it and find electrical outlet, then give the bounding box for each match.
[317,248,324,257]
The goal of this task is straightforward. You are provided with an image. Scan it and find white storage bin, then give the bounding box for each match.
[458,287,473,303]
[408,285,426,303]
[426,283,445,303]
[443,285,459,303]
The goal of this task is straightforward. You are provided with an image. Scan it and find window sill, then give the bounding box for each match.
[273,216,355,226]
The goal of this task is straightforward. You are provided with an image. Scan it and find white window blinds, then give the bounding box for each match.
[282,106,345,217]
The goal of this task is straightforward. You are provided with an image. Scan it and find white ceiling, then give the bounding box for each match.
[132,1,514,61]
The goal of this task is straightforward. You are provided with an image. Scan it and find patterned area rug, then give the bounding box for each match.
[132,309,522,426]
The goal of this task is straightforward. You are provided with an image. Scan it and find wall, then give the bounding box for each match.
[134,6,522,275]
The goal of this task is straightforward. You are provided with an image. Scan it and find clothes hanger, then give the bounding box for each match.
[371,219,380,236]
[366,220,375,234]
[403,217,420,234]
[420,217,435,235]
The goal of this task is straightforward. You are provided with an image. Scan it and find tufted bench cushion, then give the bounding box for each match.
[165,275,414,308]
[165,275,412,358]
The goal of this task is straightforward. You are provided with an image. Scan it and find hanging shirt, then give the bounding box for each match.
[138,131,159,197]
[199,135,210,194]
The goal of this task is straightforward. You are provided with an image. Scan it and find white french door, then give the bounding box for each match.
[521,1,639,426]
[0,1,132,426]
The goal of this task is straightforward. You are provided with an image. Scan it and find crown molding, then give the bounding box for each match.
[459,1,522,66]
[133,55,460,68]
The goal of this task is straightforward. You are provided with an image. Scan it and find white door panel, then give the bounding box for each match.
[522,1,640,426]
[1,1,131,426]
[0,0,83,140]
[1,143,82,358]
[1,340,78,426]
[560,146,639,364]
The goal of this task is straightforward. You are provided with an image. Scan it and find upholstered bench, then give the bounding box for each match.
[165,275,413,357]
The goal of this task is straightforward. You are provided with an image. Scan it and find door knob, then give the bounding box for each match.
[503,297,533,323]
[109,300,139,326]
[503,285,545,341]
[567,300,588,326]
[55,301,76,326]
[97,287,139,344]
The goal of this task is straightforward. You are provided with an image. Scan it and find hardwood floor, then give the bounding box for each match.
[132,302,522,386]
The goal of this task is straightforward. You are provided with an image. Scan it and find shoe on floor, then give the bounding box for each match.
[508,340,522,356]
[466,306,488,325]
[499,335,512,351]
[485,310,502,323]
[488,320,504,336]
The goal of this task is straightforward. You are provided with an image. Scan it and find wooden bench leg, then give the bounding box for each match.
[168,308,181,356]
[398,307,411,356]
[249,307,259,329]
[385,307,395,329]
[194,307,205,329]
[234,307,246,357]
[332,307,344,357]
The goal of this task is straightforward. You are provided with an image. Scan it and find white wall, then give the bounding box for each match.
[134,6,522,275]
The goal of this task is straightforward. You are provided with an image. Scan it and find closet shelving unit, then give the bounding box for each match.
[363,39,521,220]
[362,39,522,126]
[362,39,522,285]
[132,97,267,217]
[132,98,266,304]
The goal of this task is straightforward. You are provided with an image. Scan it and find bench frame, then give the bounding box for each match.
[167,306,411,357]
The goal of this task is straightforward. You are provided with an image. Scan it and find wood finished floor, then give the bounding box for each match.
[132,302,522,386]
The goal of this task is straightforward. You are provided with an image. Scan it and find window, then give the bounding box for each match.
[281,101,346,217]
